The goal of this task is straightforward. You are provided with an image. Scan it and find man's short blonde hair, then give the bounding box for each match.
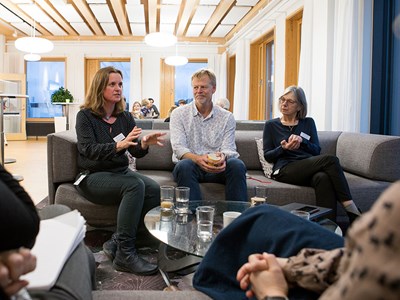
[191,68,217,87]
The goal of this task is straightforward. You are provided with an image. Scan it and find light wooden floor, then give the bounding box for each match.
[3,137,48,205]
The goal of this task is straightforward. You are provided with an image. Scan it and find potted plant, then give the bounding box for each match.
[51,87,74,103]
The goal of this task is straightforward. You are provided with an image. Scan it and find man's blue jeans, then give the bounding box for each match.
[172,158,247,201]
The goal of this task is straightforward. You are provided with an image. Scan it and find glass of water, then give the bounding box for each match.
[175,186,190,214]
[196,206,215,241]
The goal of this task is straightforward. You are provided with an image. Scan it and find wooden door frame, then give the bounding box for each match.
[227,54,236,112]
[249,29,275,120]
[285,9,303,88]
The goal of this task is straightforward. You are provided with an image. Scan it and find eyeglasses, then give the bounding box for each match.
[279,97,297,105]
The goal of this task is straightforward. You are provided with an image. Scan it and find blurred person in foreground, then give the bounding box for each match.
[193,180,400,299]
[0,164,95,299]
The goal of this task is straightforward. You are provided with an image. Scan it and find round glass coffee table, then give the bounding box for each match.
[144,200,251,272]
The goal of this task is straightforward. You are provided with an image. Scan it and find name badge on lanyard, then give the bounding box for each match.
[113,133,125,142]
[300,132,310,141]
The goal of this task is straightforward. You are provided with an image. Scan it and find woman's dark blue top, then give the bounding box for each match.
[263,117,321,172]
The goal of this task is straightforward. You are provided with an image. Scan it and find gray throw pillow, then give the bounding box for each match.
[255,138,273,178]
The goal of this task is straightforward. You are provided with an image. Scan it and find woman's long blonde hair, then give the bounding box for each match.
[81,66,126,118]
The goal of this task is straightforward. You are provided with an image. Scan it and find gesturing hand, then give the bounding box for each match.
[116,126,142,152]
[281,134,302,150]
[141,132,167,149]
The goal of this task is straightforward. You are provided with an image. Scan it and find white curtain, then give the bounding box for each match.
[130,53,142,111]
[216,51,227,100]
[233,39,250,120]
[331,0,363,132]
[298,0,370,132]
[298,0,314,105]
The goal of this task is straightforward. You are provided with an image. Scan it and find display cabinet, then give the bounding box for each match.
[0,73,27,141]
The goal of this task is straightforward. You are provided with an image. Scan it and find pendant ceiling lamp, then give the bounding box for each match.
[165,43,188,66]
[144,32,177,47]
[23,53,41,62]
[14,1,54,59]
[165,55,188,66]
[15,36,54,54]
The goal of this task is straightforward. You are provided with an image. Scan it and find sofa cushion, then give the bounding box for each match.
[317,131,341,155]
[255,138,273,178]
[344,172,391,212]
[337,132,400,182]
[136,130,174,171]
[235,130,263,170]
[55,183,118,227]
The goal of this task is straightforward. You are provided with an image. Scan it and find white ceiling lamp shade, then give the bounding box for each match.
[15,36,54,53]
[165,55,188,66]
[24,53,41,61]
[14,1,54,57]
[144,32,177,47]
[165,43,188,66]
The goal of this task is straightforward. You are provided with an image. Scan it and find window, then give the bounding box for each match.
[26,60,65,119]
[249,30,275,120]
[174,62,207,105]
[160,60,207,118]
[100,61,131,108]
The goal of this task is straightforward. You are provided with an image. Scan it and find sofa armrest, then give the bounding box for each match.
[47,130,78,204]
[337,132,400,182]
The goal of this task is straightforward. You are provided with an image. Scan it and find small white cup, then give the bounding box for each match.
[223,211,241,228]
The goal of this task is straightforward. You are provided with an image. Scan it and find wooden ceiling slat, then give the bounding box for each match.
[176,0,199,37]
[1,0,52,36]
[226,0,271,41]
[71,0,104,36]
[0,0,266,44]
[201,0,235,37]
[148,0,157,33]
[110,0,130,36]
[36,0,77,36]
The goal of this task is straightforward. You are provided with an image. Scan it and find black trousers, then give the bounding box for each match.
[274,154,352,216]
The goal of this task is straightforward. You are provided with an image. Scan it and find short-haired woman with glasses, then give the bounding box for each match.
[263,86,361,224]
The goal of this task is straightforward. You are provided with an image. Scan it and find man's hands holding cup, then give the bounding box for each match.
[200,152,226,173]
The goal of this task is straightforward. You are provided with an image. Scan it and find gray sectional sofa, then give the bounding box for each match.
[48,129,400,227]
[47,128,399,299]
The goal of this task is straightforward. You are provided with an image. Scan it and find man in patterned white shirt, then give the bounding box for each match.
[170,68,247,201]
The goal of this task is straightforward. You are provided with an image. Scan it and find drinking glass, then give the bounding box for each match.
[175,186,190,214]
[196,206,215,241]
[251,186,268,206]
[290,210,310,220]
[160,185,174,213]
